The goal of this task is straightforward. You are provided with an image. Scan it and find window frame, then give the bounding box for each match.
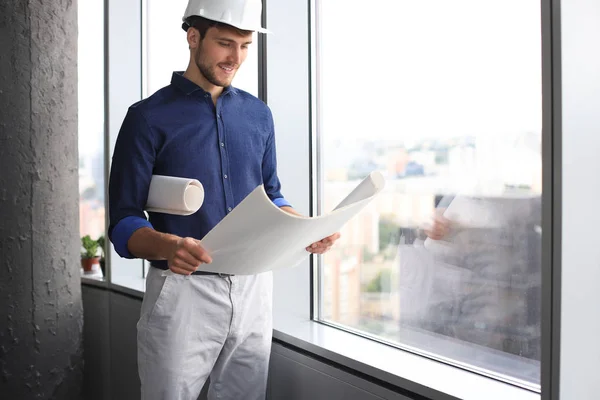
[309,0,549,392]
[268,0,559,399]
[77,0,110,283]
[82,0,563,398]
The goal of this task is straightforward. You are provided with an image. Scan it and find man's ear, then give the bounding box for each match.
[187,27,200,50]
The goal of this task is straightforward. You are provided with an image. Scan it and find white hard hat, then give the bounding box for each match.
[182,0,270,33]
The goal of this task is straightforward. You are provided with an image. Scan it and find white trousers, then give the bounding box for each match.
[137,266,273,400]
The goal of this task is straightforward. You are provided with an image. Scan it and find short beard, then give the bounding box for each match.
[195,50,230,88]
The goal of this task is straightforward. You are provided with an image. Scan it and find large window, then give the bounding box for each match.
[78,0,106,280]
[315,0,542,388]
[145,0,259,97]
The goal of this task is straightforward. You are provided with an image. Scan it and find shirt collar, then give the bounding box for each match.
[171,71,238,96]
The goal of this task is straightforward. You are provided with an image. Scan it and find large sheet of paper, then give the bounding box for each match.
[145,175,204,216]
[195,171,385,275]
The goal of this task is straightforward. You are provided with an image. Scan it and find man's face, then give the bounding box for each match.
[194,26,253,87]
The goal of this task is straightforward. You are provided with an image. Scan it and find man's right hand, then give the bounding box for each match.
[168,237,213,275]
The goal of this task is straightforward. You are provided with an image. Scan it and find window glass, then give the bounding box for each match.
[78,0,106,279]
[316,0,542,387]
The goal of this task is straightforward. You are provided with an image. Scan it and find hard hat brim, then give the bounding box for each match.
[182,15,271,34]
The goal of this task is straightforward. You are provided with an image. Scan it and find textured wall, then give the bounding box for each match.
[0,0,83,399]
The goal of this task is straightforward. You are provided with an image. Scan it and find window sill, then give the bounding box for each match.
[81,274,108,288]
[110,274,146,297]
[81,274,145,299]
[273,313,540,400]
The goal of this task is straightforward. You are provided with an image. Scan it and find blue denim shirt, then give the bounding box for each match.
[108,72,290,267]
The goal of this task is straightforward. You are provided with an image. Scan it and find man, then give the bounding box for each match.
[108,0,340,398]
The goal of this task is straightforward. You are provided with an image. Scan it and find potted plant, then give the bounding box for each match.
[97,235,106,276]
[81,235,100,272]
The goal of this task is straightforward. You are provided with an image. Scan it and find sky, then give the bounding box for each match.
[78,0,105,158]
[318,0,543,142]
[78,0,543,161]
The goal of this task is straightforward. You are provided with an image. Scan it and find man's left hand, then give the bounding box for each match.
[279,206,341,254]
[306,232,341,254]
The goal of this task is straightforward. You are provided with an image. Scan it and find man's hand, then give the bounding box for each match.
[279,206,341,255]
[306,232,341,254]
[168,237,212,275]
[424,209,451,240]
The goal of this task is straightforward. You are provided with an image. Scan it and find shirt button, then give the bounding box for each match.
[224,174,228,179]
[227,207,232,212]
[220,142,225,147]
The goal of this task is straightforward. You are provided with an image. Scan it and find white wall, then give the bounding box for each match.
[560,0,600,399]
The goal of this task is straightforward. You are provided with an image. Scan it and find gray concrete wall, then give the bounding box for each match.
[0,1,83,398]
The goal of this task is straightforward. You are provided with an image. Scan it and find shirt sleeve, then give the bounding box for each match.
[272,197,292,208]
[261,107,292,209]
[111,216,154,259]
[108,106,157,259]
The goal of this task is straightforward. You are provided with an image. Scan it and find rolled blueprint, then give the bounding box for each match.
[145,175,204,216]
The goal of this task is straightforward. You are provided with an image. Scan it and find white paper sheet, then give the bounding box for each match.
[195,171,386,275]
[145,175,204,216]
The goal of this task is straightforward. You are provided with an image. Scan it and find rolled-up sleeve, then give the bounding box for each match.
[261,108,291,209]
[108,106,157,259]
[272,197,292,208]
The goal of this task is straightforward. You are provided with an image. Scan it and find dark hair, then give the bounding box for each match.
[182,15,252,38]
